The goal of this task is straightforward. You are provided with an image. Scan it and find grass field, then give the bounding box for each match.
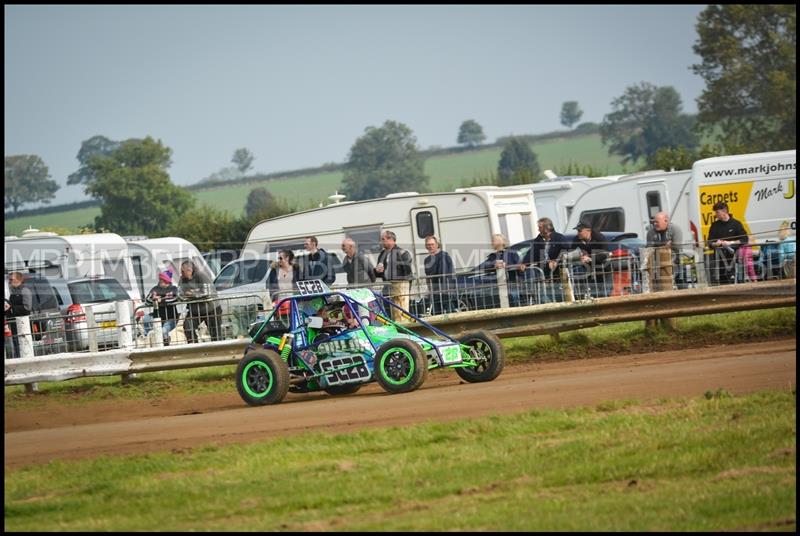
[4,389,795,531]
[5,134,626,236]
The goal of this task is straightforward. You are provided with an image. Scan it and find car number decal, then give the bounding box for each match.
[296,280,325,295]
[320,355,371,385]
[438,343,463,365]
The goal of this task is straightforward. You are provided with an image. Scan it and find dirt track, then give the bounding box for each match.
[4,339,796,470]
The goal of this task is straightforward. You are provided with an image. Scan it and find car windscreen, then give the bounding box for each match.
[68,279,131,304]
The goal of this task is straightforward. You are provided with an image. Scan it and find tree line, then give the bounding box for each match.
[5,5,795,248]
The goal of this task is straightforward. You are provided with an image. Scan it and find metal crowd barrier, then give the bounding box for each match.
[5,239,795,359]
[4,293,269,360]
[337,239,796,319]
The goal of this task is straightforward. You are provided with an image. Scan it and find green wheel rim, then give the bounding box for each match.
[242,360,274,398]
[379,347,415,385]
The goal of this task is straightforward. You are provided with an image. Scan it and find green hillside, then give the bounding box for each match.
[5,133,626,235]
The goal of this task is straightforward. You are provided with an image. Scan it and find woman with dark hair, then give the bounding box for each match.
[267,249,301,298]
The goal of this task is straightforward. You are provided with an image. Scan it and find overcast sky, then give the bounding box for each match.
[5,4,708,206]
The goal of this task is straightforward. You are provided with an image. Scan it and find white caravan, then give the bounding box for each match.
[563,169,693,238]
[4,231,142,300]
[503,173,624,231]
[125,237,214,299]
[687,150,796,245]
[242,188,538,277]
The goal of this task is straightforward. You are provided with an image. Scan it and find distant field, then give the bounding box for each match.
[5,133,625,235]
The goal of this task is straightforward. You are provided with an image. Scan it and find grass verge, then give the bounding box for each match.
[4,389,795,531]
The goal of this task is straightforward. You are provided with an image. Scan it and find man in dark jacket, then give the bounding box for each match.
[5,271,32,358]
[520,218,568,303]
[375,230,413,320]
[423,235,455,314]
[569,221,611,298]
[179,260,221,343]
[707,201,748,285]
[297,236,336,285]
[340,238,375,286]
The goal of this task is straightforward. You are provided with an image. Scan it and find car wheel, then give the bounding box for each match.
[456,330,505,383]
[236,350,290,406]
[324,384,362,396]
[374,338,428,394]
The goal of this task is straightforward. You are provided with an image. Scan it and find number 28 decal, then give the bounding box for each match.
[296,280,325,295]
[320,356,370,385]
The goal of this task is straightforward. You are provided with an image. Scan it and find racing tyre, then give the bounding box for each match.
[236,350,290,406]
[456,330,504,383]
[324,384,363,396]
[374,338,428,394]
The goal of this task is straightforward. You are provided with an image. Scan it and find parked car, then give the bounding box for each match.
[3,273,67,356]
[451,232,641,311]
[202,249,239,276]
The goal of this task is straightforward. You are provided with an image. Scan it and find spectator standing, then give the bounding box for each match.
[707,201,748,285]
[297,236,336,285]
[179,260,221,344]
[143,270,179,346]
[570,221,611,297]
[340,238,376,285]
[478,233,521,307]
[423,235,455,314]
[646,211,685,287]
[268,249,301,297]
[5,271,32,358]
[374,230,413,320]
[521,218,568,302]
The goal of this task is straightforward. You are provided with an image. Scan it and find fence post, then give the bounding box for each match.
[16,316,34,359]
[654,245,678,331]
[694,246,709,288]
[496,267,510,309]
[116,300,134,349]
[151,317,164,348]
[116,301,138,384]
[560,264,575,303]
[15,317,38,393]
[85,306,99,353]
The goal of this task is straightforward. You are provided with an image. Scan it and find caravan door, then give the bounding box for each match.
[638,180,668,238]
[410,206,440,273]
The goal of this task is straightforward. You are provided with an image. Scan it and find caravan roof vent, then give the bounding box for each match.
[384,192,419,198]
[327,191,347,205]
[21,227,58,238]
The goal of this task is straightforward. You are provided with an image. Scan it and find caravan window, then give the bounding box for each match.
[577,208,625,232]
[265,241,306,255]
[345,226,382,254]
[645,191,662,221]
[522,213,534,240]
[415,211,435,239]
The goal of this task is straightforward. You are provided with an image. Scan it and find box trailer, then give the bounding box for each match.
[687,149,796,245]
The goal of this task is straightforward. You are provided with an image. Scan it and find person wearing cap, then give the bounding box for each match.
[706,201,748,285]
[569,220,611,298]
[143,270,179,345]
